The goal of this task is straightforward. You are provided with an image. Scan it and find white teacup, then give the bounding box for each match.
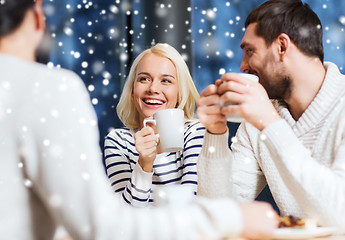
[223,73,259,122]
[143,108,184,152]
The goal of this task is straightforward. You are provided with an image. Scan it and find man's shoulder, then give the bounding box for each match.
[34,63,81,85]
[0,55,80,83]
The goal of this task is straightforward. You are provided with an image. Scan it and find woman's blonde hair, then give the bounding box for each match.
[116,43,199,129]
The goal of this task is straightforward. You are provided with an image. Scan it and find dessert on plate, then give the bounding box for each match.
[278,215,307,229]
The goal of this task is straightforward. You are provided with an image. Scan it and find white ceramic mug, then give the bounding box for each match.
[143,108,184,152]
[223,73,259,122]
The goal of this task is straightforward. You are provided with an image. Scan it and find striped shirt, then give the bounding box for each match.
[104,120,205,207]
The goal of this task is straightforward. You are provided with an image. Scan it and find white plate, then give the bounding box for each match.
[273,227,337,239]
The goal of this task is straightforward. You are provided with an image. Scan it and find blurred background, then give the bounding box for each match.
[42,0,345,209]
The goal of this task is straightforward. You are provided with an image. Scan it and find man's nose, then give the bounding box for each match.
[240,55,250,73]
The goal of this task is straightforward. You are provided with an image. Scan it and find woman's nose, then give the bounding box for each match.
[147,80,160,93]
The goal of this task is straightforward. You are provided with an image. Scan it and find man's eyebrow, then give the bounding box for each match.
[240,42,247,49]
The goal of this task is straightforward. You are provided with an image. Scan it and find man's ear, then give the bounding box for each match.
[33,0,51,63]
[33,0,46,31]
[276,33,291,61]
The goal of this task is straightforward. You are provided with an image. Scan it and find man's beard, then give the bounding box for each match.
[260,73,292,100]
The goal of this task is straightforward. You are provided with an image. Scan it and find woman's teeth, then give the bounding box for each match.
[144,99,163,105]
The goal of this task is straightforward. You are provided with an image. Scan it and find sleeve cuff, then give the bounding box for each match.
[132,163,154,191]
[192,197,243,238]
[197,129,233,198]
[200,129,231,159]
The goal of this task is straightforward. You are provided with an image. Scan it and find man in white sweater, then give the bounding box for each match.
[0,0,278,239]
[197,0,345,232]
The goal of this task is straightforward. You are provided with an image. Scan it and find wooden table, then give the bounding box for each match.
[235,233,345,240]
[312,235,345,240]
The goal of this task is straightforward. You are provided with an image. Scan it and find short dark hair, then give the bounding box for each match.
[245,0,324,62]
[0,0,35,36]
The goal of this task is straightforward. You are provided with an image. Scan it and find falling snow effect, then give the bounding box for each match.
[260,134,267,141]
[0,2,343,233]
[208,146,216,153]
[41,0,345,147]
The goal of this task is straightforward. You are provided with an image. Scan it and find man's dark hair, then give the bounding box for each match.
[0,0,35,36]
[0,0,50,63]
[245,0,324,62]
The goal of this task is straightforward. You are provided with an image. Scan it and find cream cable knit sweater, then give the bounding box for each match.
[1,54,243,240]
[198,62,345,231]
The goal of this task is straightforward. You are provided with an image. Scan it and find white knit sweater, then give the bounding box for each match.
[1,54,243,240]
[197,62,345,231]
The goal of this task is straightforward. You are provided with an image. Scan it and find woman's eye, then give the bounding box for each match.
[138,77,150,82]
[162,79,172,84]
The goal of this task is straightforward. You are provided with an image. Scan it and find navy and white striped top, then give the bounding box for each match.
[104,121,205,207]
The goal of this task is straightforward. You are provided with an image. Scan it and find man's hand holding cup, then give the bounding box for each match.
[218,72,280,131]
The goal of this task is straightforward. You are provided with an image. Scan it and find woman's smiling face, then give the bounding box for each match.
[132,53,179,127]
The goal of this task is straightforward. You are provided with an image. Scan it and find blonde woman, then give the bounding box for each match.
[104,43,206,207]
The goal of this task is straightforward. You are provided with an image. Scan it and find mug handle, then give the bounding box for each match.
[143,119,160,138]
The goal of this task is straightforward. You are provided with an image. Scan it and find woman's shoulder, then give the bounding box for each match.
[105,127,136,148]
[185,119,205,130]
[106,127,134,140]
[184,120,206,136]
